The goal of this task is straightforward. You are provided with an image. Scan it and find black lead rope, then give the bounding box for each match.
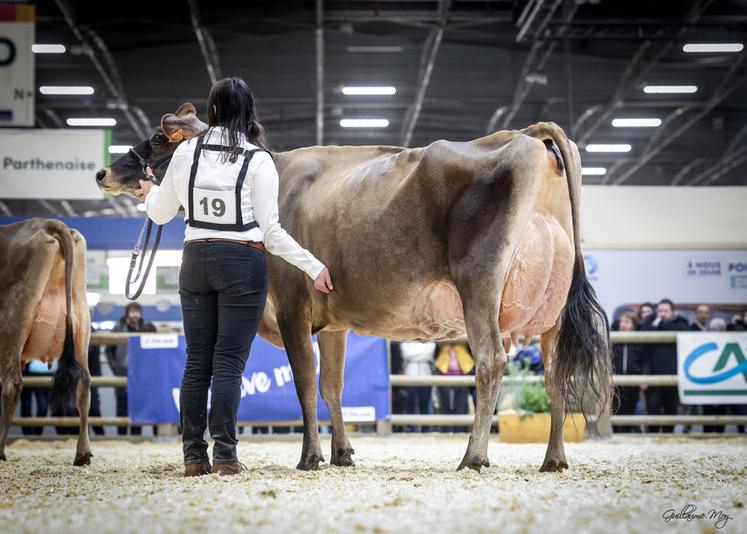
[125,148,171,301]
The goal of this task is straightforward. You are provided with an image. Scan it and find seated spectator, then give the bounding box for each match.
[640,299,690,433]
[400,341,437,432]
[690,304,710,332]
[434,342,474,432]
[611,312,642,433]
[727,309,747,331]
[708,317,727,332]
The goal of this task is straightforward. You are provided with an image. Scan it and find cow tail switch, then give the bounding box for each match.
[46,220,83,412]
[539,123,614,435]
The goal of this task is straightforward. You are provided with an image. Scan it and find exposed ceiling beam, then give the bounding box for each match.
[687,123,747,185]
[697,150,747,186]
[400,0,451,147]
[60,200,77,217]
[187,0,222,86]
[607,52,747,186]
[39,199,64,217]
[670,157,706,185]
[498,0,571,130]
[0,201,12,217]
[316,0,324,146]
[54,0,150,139]
[572,0,715,144]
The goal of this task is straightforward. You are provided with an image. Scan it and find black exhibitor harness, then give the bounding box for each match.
[186,134,269,232]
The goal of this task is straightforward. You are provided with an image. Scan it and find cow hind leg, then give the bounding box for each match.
[73,370,93,466]
[277,313,324,471]
[539,321,569,472]
[0,366,23,462]
[318,329,355,467]
[455,283,507,473]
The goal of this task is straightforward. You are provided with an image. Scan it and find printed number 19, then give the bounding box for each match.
[199,197,226,217]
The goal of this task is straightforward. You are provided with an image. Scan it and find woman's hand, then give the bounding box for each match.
[135,176,155,201]
[314,267,334,294]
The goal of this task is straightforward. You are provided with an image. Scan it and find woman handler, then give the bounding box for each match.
[136,77,333,476]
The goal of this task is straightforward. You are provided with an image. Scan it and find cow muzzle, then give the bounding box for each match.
[95,167,125,195]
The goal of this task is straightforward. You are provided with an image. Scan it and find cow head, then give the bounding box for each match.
[95,103,207,197]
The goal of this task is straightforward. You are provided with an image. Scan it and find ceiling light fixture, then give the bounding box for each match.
[347,46,402,53]
[683,43,744,53]
[585,144,632,153]
[66,118,117,127]
[32,44,66,53]
[40,85,94,95]
[643,85,698,94]
[342,86,396,96]
[340,118,389,128]
[611,118,662,127]
[581,167,607,176]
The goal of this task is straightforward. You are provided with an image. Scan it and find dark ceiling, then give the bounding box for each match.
[3,0,747,217]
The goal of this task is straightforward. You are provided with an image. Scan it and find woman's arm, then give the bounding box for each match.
[251,154,326,281]
[141,161,182,225]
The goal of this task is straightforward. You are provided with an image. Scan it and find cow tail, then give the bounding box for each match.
[538,123,613,433]
[46,220,83,413]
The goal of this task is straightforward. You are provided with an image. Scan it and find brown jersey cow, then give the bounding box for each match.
[0,218,92,466]
[98,104,612,473]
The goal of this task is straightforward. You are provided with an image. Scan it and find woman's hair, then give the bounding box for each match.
[619,311,640,330]
[206,76,269,163]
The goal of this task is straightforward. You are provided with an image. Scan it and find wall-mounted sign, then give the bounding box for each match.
[0,129,109,198]
[0,4,34,126]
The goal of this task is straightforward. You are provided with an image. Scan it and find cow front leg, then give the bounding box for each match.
[318,329,355,467]
[73,370,93,466]
[455,279,507,473]
[277,314,324,471]
[0,368,23,462]
[539,321,568,472]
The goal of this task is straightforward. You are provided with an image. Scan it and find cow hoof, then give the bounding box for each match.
[539,457,568,472]
[456,455,485,473]
[331,448,355,467]
[0,452,6,462]
[74,451,93,467]
[296,454,324,471]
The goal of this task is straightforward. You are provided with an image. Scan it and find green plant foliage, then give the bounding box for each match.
[518,383,551,414]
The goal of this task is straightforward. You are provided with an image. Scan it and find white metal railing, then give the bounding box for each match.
[13,331,745,430]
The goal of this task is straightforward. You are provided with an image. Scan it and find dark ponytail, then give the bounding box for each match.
[206,76,270,163]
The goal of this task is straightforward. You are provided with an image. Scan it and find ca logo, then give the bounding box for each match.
[684,342,747,384]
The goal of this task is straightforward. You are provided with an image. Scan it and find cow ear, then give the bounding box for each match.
[174,103,196,117]
[161,104,207,143]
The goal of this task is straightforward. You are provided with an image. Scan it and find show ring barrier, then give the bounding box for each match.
[13,332,747,430]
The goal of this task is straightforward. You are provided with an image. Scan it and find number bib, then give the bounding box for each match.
[192,187,235,225]
[185,134,267,232]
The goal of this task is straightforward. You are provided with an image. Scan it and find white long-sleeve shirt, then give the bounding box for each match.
[144,126,326,280]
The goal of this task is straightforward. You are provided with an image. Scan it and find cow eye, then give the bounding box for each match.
[152,133,167,145]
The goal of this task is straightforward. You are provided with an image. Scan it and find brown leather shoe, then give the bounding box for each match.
[184,462,212,477]
[212,462,247,476]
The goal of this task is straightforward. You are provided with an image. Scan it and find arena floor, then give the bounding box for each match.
[1,434,745,533]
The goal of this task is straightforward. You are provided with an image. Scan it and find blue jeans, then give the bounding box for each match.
[179,240,268,464]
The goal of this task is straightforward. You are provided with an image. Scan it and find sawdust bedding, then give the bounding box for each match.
[1,434,745,533]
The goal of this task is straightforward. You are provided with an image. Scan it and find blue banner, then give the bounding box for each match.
[127,332,390,424]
